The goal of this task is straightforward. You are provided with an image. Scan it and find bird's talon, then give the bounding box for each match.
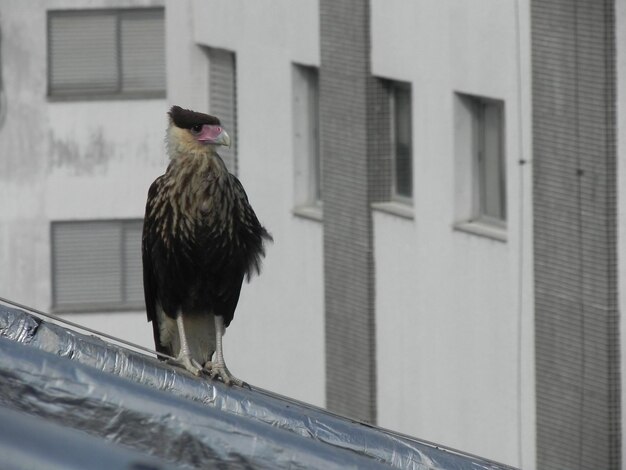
[168,354,202,376]
[206,363,242,386]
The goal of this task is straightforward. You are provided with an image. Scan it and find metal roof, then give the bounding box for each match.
[0,302,518,469]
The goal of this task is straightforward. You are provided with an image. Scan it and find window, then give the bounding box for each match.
[390,81,413,202]
[208,48,237,174]
[454,93,506,236]
[292,64,321,216]
[370,79,414,219]
[51,220,144,312]
[47,8,165,99]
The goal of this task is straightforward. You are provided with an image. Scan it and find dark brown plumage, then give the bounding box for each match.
[142,105,272,385]
[169,105,221,128]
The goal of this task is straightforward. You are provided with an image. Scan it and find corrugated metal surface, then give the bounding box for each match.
[0,406,174,470]
[319,0,377,424]
[209,48,237,174]
[0,303,519,470]
[531,1,620,468]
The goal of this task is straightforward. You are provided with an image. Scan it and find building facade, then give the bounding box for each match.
[0,0,167,347]
[1,0,625,468]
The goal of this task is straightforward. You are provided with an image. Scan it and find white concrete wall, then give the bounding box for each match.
[166,0,325,407]
[371,0,534,467]
[0,0,166,349]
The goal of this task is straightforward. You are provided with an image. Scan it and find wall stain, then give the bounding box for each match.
[0,7,47,182]
[49,128,113,176]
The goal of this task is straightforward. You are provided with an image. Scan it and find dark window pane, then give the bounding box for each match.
[395,142,412,198]
[477,100,505,222]
[393,83,413,199]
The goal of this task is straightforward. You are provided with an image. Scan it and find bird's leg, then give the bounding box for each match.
[168,309,202,376]
[204,315,244,387]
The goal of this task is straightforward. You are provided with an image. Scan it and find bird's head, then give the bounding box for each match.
[167,105,231,158]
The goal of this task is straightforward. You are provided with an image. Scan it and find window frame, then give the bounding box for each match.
[453,92,507,240]
[389,80,413,205]
[472,97,506,226]
[50,219,145,313]
[46,8,166,101]
[292,63,322,220]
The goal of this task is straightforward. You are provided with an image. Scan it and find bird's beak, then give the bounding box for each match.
[197,125,231,147]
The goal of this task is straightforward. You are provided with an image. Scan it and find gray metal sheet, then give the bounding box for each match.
[0,405,175,470]
[0,302,517,470]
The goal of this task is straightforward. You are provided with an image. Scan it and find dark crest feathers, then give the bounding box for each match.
[169,105,221,129]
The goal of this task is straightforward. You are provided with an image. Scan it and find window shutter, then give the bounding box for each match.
[392,83,413,199]
[48,9,165,97]
[209,49,237,174]
[51,220,144,312]
[52,221,123,309]
[122,220,144,306]
[120,10,165,93]
[49,12,119,95]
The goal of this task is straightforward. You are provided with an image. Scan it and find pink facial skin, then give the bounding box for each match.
[195,125,226,144]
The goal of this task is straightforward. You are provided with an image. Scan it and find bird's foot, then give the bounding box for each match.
[167,353,203,376]
[203,361,246,387]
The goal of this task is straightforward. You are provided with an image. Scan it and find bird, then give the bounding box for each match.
[142,105,272,386]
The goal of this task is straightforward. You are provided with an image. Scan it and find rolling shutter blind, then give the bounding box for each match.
[48,9,165,97]
[208,49,237,174]
[123,222,144,304]
[49,13,119,95]
[52,220,143,312]
[120,10,166,93]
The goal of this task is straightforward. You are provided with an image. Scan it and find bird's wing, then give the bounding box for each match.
[228,174,273,279]
[212,269,245,328]
[195,174,271,327]
[142,178,173,357]
[142,179,159,324]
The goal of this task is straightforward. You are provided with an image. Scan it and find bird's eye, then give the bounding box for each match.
[190,124,203,134]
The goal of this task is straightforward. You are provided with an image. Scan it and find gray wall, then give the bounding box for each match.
[532,0,621,468]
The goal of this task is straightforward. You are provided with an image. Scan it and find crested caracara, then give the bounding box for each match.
[142,105,272,386]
